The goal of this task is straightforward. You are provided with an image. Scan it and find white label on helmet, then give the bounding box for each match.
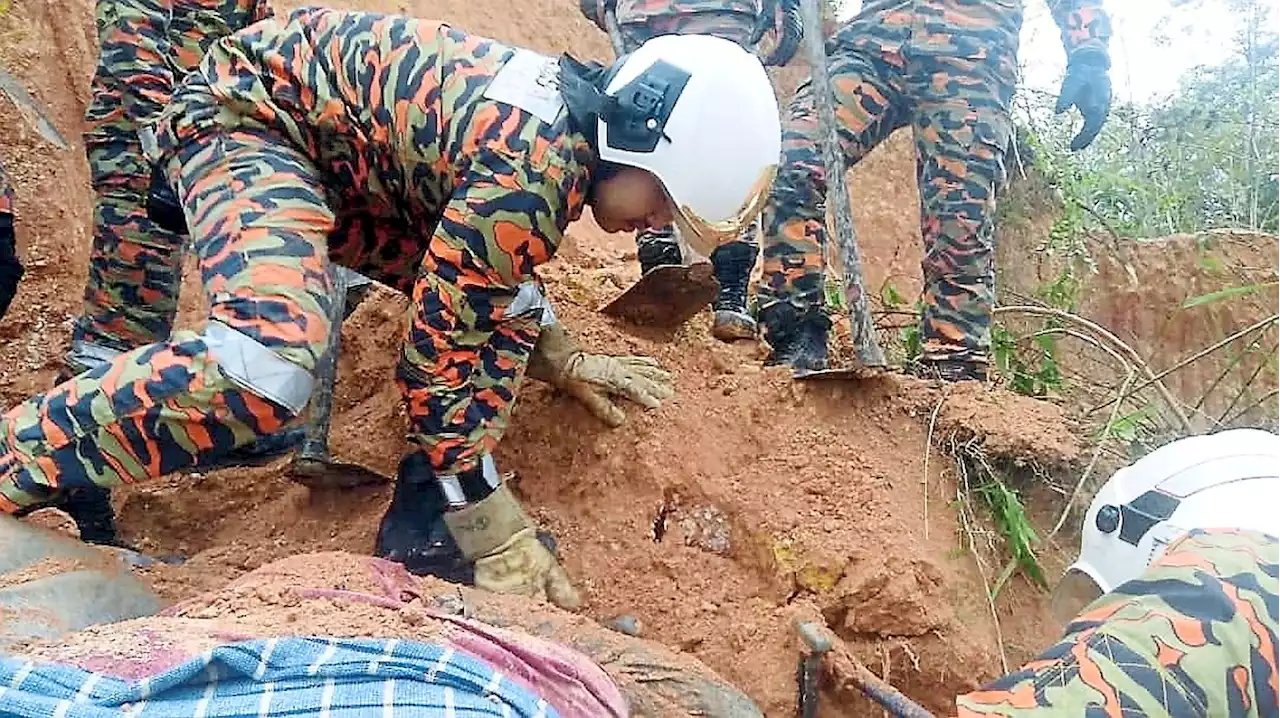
[484,49,565,125]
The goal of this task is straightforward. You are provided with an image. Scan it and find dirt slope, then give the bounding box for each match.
[1,1,1091,715]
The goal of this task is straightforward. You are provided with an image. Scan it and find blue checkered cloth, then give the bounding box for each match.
[0,636,559,717]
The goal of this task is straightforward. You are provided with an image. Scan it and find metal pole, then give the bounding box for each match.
[796,0,885,366]
[604,9,627,56]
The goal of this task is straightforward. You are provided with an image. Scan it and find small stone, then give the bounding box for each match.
[609,615,642,636]
[401,606,427,626]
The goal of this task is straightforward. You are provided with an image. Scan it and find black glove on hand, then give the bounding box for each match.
[0,212,23,321]
[146,162,189,236]
[1055,47,1112,152]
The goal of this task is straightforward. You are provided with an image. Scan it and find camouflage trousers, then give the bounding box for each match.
[758,42,1013,365]
[0,129,537,511]
[68,0,276,371]
[958,529,1279,716]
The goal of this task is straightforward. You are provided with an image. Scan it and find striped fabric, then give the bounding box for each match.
[0,636,559,717]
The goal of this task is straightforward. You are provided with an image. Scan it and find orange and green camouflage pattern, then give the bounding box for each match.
[958,529,1278,716]
[613,0,763,49]
[758,0,1111,366]
[74,0,275,361]
[0,9,592,512]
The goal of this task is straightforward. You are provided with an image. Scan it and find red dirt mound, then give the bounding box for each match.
[0,1,1088,714]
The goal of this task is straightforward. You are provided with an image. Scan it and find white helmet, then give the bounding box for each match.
[1051,428,1280,623]
[597,34,781,257]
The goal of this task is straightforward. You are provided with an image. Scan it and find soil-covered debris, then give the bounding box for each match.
[0,0,1116,715]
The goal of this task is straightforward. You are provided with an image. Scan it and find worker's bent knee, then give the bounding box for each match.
[202,320,315,415]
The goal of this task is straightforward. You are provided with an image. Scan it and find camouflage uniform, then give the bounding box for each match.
[759,0,1111,368]
[69,0,276,372]
[583,0,772,339]
[958,529,1279,716]
[0,9,591,513]
[0,159,21,322]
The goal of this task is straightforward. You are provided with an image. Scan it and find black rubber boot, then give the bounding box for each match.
[0,211,23,322]
[636,227,683,275]
[709,241,758,342]
[11,484,126,548]
[759,303,831,373]
[374,455,474,584]
[60,486,125,546]
[913,358,988,383]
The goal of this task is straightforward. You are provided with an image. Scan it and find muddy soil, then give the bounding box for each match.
[0,0,1099,715]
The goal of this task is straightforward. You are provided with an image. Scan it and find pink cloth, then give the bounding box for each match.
[45,557,628,718]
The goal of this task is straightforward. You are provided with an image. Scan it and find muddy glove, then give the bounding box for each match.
[526,322,674,428]
[444,482,582,610]
[1055,47,1112,151]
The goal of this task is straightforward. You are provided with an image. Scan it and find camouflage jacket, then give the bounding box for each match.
[957,529,1279,717]
[97,0,275,125]
[155,9,594,469]
[834,0,1111,62]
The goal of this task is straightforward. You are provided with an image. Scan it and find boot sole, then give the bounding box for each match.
[711,310,757,342]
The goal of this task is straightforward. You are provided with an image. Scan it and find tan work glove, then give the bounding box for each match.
[526,323,674,427]
[443,483,582,610]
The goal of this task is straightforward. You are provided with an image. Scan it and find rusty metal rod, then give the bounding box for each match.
[795,0,884,367]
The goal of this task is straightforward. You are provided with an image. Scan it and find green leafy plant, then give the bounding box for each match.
[879,280,923,364]
[975,476,1048,590]
[992,325,1064,398]
[1097,406,1155,444]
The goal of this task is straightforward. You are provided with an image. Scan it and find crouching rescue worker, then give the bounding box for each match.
[579,0,801,341]
[758,0,1113,378]
[0,10,782,608]
[959,427,1279,715]
[0,160,21,323]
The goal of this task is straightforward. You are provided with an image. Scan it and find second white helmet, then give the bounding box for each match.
[1051,428,1280,623]
[597,34,781,257]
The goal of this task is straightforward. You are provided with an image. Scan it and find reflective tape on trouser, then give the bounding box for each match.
[203,320,314,415]
[65,340,127,375]
[335,265,374,291]
[0,328,305,513]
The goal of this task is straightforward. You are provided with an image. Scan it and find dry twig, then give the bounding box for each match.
[922,391,948,541]
[994,305,1193,432]
[954,451,1009,674]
